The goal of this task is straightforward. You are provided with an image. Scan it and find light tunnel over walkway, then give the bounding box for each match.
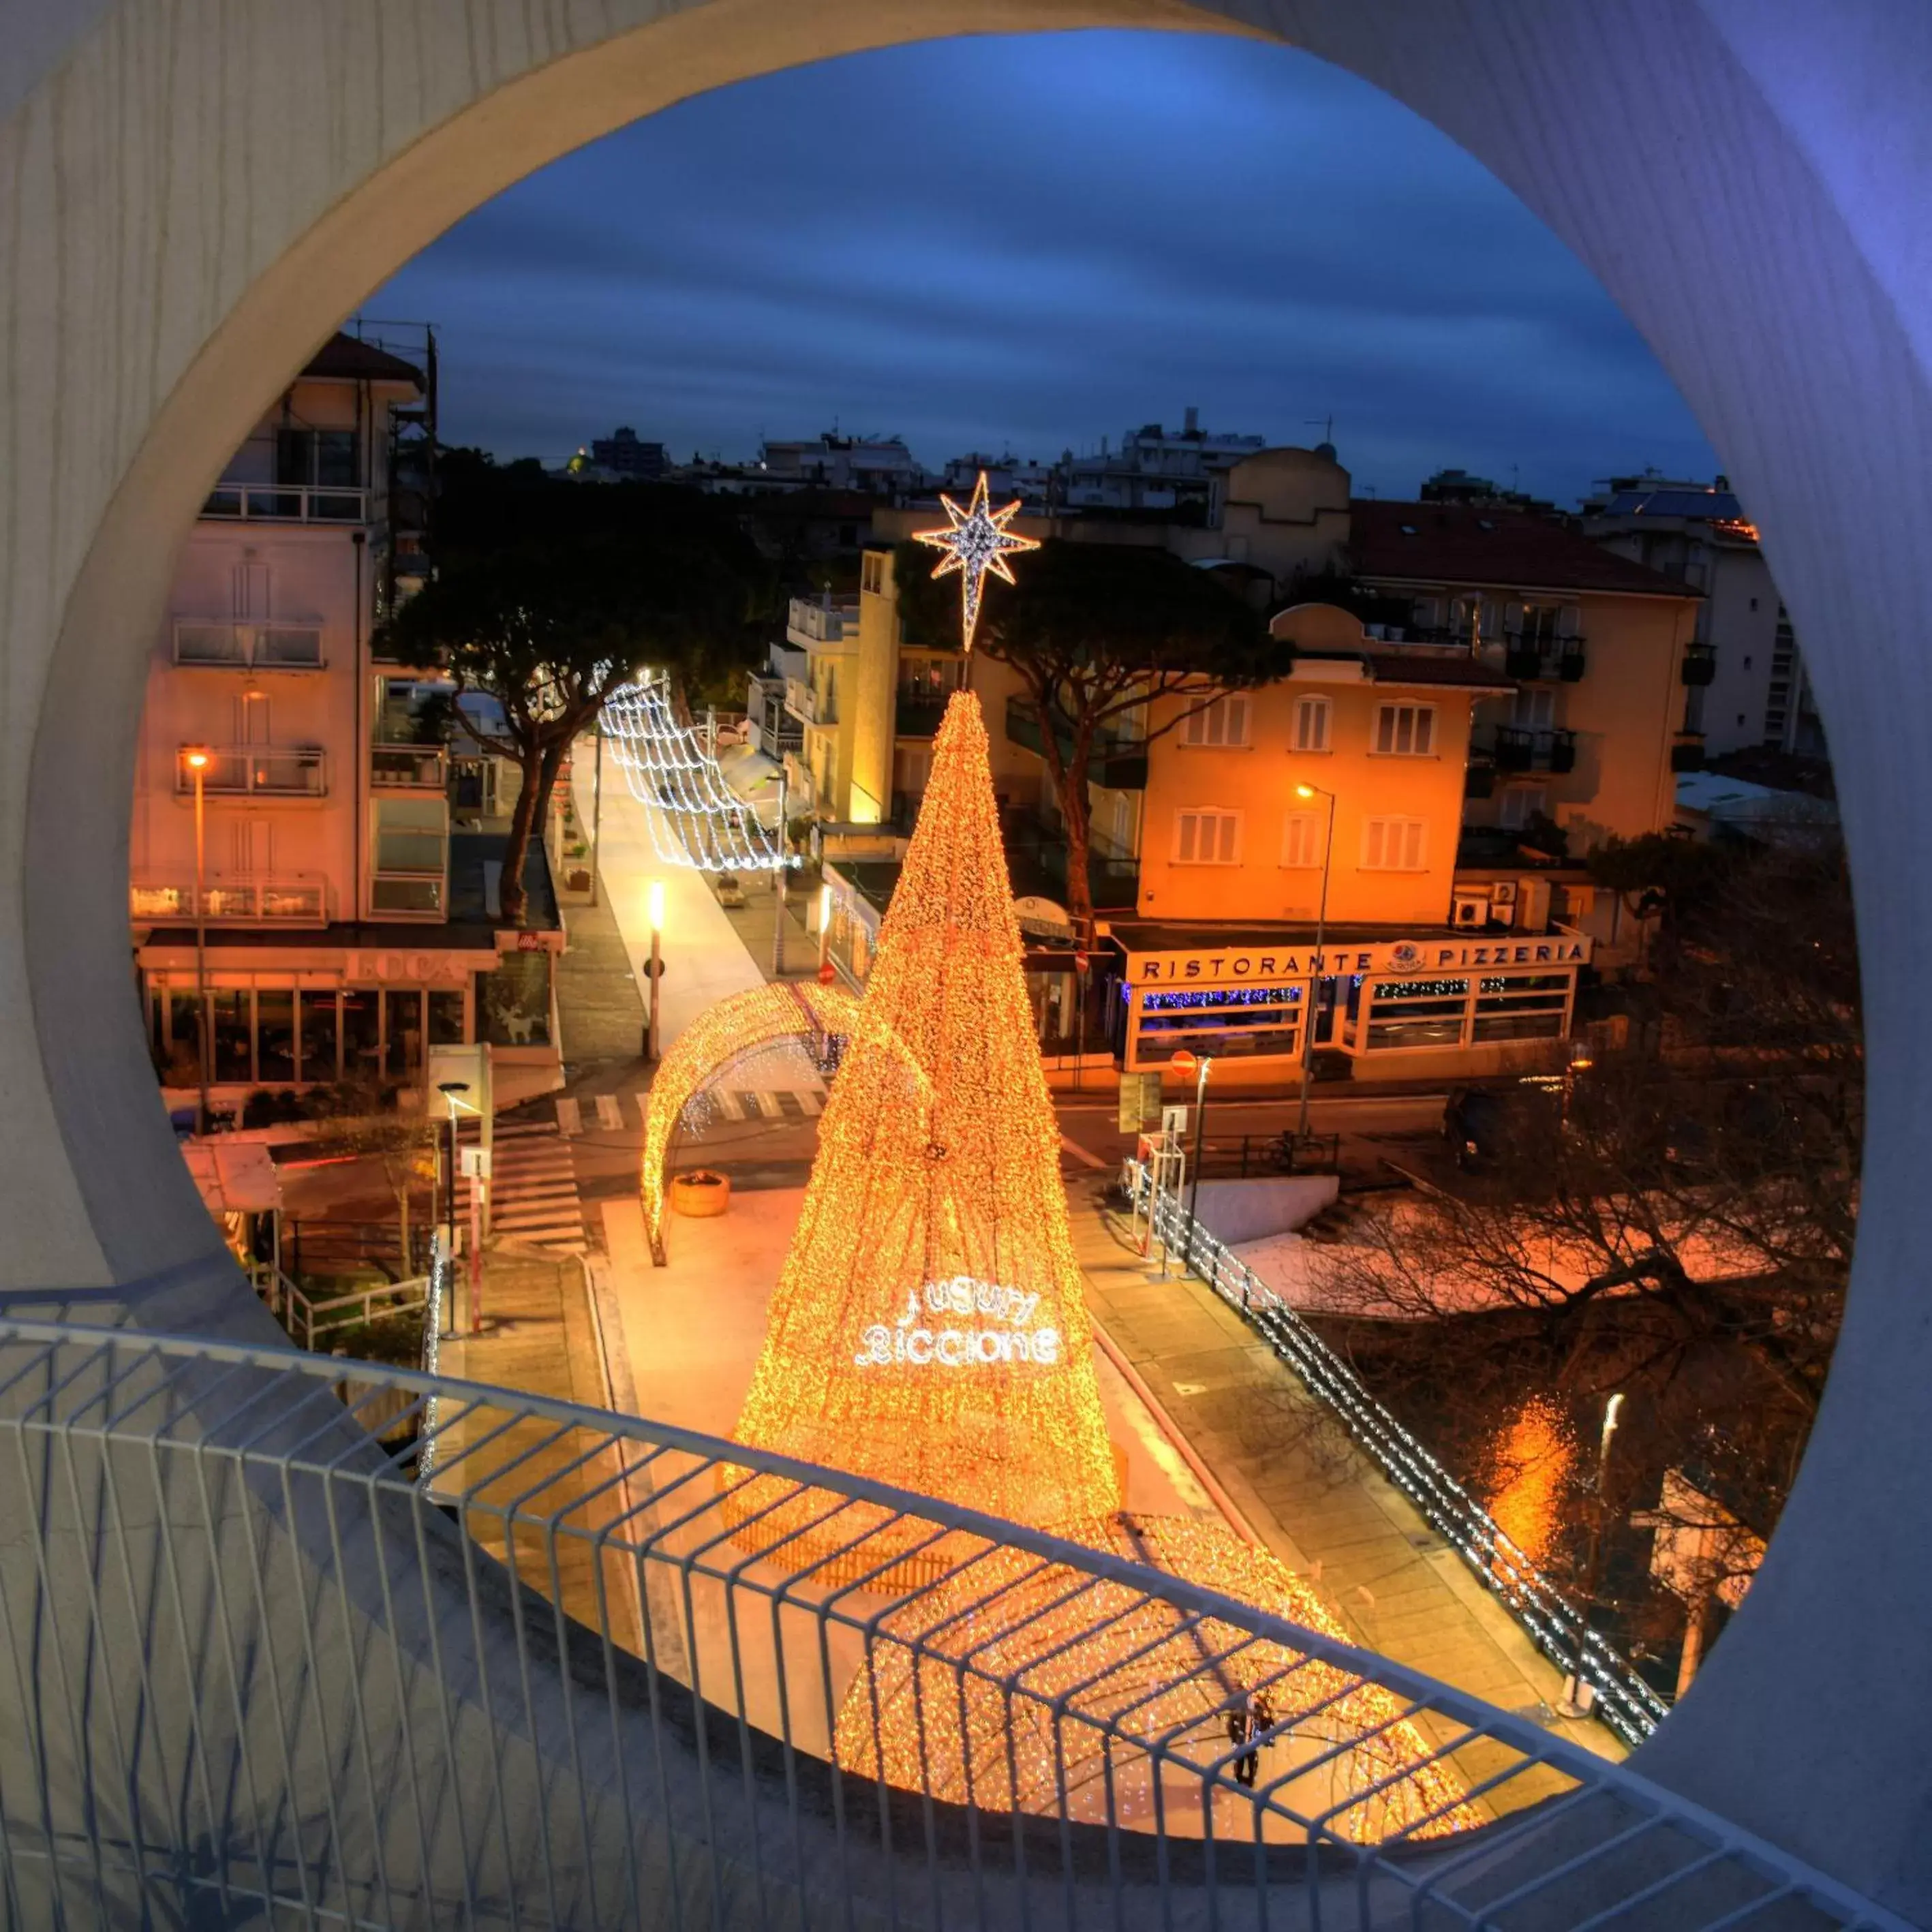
[4,1,1932,1916]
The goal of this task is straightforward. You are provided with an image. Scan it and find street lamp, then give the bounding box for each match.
[184,747,212,1135]
[435,1079,470,1255]
[1170,1047,1213,1249]
[818,881,833,975]
[1293,782,1337,1149]
[1561,1390,1626,1717]
[646,879,665,1060]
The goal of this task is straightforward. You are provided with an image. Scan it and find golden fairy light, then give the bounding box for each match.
[913,470,1039,651]
[726,692,1121,1571]
[835,1513,1479,1841]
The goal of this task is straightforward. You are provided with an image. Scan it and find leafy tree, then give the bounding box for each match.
[380,452,775,923]
[1310,837,1858,1661]
[897,538,1273,936]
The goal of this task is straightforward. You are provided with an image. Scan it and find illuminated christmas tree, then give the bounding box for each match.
[729,690,1122,1562]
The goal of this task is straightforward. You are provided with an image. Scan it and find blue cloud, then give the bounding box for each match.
[368,30,1717,503]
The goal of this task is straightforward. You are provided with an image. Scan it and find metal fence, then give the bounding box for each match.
[1123,1160,1672,1748]
[0,1318,1890,1930]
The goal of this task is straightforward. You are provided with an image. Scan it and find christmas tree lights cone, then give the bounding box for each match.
[726,692,1121,1580]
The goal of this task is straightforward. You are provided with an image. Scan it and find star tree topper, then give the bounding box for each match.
[913,470,1039,651]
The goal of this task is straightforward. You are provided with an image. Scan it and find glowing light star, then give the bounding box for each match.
[913,470,1039,651]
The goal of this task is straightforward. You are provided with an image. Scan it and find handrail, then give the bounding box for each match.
[0,1315,1896,1932]
[252,1262,431,1352]
[1123,1159,1672,1747]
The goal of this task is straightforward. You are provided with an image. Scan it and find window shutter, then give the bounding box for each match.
[1227,694,1249,745]
[1176,812,1197,862]
[1416,707,1435,754]
[1217,814,1238,862]
[1364,819,1385,869]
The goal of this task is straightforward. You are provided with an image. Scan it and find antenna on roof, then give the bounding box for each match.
[1307,416,1334,444]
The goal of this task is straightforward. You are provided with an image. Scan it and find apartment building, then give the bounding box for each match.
[1582,477,1824,759]
[781,591,860,817]
[1062,408,1268,515]
[129,331,562,1116]
[1347,500,1703,856]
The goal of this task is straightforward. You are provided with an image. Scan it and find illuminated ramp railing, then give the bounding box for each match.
[0,1321,1892,1931]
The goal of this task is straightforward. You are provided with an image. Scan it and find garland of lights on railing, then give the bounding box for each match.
[603,675,796,873]
[1125,1161,1670,1746]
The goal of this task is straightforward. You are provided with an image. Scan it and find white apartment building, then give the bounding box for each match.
[758,433,923,497]
[129,331,562,1114]
[1061,407,1268,515]
[1582,477,1824,760]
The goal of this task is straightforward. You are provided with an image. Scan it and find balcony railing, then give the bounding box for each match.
[370,743,448,790]
[893,692,950,738]
[129,872,328,924]
[1005,694,1149,790]
[177,745,327,797]
[1682,642,1718,686]
[1490,726,1578,774]
[0,1315,1880,1931]
[172,620,324,669]
[369,872,445,915]
[786,677,831,726]
[200,481,369,523]
[1503,637,1586,681]
[785,595,859,647]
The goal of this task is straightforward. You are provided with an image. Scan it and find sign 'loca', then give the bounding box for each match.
[854,1275,1062,1370]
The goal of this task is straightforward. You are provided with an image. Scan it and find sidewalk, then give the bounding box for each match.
[1067,1180,1623,1769]
[554,874,649,1071]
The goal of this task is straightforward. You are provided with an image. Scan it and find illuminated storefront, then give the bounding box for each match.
[1103,925,1590,1079]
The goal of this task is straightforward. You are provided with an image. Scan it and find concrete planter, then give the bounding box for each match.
[670,1169,731,1219]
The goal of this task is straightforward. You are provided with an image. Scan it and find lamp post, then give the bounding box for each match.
[1171,1048,1212,1253]
[588,711,604,908]
[818,881,833,975]
[771,768,789,978]
[1561,1390,1625,1717]
[184,748,211,1134]
[435,1078,470,1290]
[646,879,664,1061]
[1293,782,1336,1150]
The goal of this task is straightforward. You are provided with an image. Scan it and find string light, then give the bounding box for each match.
[912,470,1039,651]
[724,693,1121,1570]
[639,980,864,1264]
[603,675,795,872]
[835,1512,1479,1841]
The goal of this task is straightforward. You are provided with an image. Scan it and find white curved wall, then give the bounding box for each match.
[2,0,1928,1913]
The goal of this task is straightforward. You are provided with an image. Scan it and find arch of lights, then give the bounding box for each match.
[602,674,798,873]
[639,977,865,1263]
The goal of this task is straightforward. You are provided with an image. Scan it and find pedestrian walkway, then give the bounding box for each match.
[553,852,649,1069]
[456,1116,588,1255]
[1066,1181,1625,1771]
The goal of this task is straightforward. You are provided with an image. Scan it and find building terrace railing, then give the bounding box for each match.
[0,1315,1893,1932]
[370,743,449,790]
[129,872,328,924]
[173,619,325,669]
[176,743,328,797]
[1005,694,1149,790]
[201,480,369,523]
[1122,1161,1672,1749]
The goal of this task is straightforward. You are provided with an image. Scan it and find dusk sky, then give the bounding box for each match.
[369,31,1719,507]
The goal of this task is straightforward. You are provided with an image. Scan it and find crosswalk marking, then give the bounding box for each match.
[555,1096,583,1138]
[596,1092,624,1131]
[453,1116,587,1255]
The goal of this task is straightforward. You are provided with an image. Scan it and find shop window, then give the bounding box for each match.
[257,989,296,1084]
[1280,812,1324,869]
[1361,817,1426,871]
[428,989,467,1046]
[481,953,552,1049]
[1472,972,1571,1043]
[166,992,202,1087]
[298,990,338,1082]
[1373,704,1436,756]
[1135,984,1302,1065]
[1173,808,1240,865]
[1292,696,1331,752]
[1364,977,1469,1052]
[341,987,382,1079]
[384,989,423,1082]
[1180,694,1251,748]
[210,989,252,1083]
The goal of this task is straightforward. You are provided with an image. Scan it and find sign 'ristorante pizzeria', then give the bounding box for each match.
[1125,932,1593,983]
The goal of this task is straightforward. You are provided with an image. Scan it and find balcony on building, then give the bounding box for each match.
[1002,808,1139,911]
[1503,634,1587,681]
[786,677,831,726]
[370,743,449,791]
[172,620,324,671]
[370,795,448,917]
[1487,725,1578,774]
[129,874,328,926]
[200,481,369,524]
[893,689,950,739]
[1003,695,1149,790]
[177,745,327,797]
[1681,641,1718,686]
[785,594,859,651]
